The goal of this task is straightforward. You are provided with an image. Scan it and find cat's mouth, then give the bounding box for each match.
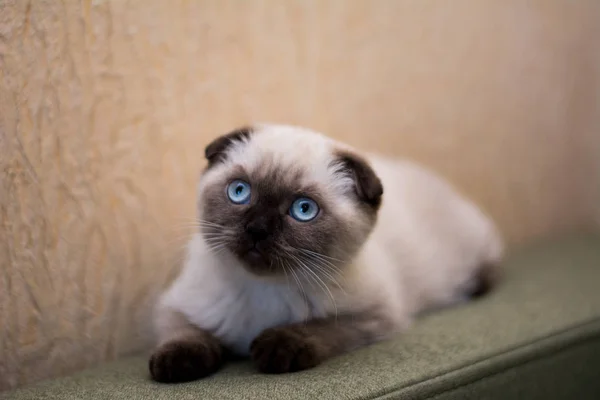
[234,243,280,276]
[243,247,265,264]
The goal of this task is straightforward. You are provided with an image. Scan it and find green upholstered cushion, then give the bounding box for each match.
[3,234,600,400]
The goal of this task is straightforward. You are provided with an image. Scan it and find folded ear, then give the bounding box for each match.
[335,150,383,209]
[204,126,253,166]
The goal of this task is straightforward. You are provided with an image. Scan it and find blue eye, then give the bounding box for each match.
[227,180,251,204]
[290,197,319,222]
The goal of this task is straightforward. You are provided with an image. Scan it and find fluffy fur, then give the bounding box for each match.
[149,124,503,382]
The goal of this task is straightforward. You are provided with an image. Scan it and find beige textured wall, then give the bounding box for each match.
[1,0,599,391]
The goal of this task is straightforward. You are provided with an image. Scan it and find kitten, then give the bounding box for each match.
[149,124,503,383]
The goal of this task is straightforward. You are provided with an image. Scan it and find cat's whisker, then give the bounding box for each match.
[201,232,230,239]
[291,254,338,319]
[277,256,292,294]
[298,248,347,264]
[300,254,336,278]
[291,256,317,290]
[169,223,200,229]
[171,220,227,231]
[295,249,348,292]
[202,237,228,246]
[298,249,347,276]
[202,237,230,246]
[169,221,212,228]
[174,216,223,225]
[201,232,229,239]
[164,227,206,247]
[300,259,342,318]
[300,251,345,276]
[205,243,229,255]
[282,254,310,323]
[211,246,228,257]
[171,217,201,226]
[199,227,229,235]
[201,234,230,252]
[170,226,220,235]
[302,256,347,294]
[197,219,228,228]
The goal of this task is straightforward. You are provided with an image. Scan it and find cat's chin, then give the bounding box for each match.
[235,251,290,282]
[234,249,276,276]
[243,248,266,265]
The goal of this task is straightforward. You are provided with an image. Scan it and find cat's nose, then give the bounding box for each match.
[245,222,271,243]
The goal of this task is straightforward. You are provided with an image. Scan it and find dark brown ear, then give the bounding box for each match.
[335,150,383,209]
[204,126,253,166]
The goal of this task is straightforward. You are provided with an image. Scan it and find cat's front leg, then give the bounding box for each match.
[149,306,224,383]
[250,313,394,374]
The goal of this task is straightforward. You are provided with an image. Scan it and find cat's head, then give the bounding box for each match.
[196,124,383,278]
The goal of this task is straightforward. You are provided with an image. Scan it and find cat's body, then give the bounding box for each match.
[150,124,503,383]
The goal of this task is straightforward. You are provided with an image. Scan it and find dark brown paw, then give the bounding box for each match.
[149,338,223,383]
[250,327,321,374]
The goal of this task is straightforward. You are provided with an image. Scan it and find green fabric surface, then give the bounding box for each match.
[426,336,600,400]
[3,233,600,400]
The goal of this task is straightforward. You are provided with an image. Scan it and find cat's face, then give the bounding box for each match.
[196,124,383,278]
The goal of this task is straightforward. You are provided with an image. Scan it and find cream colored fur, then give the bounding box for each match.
[154,124,503,355]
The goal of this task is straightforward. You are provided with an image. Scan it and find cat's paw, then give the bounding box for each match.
[250,327,321,374]
[149,338,222,383]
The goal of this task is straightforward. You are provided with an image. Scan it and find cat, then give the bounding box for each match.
[149,123,503,383]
